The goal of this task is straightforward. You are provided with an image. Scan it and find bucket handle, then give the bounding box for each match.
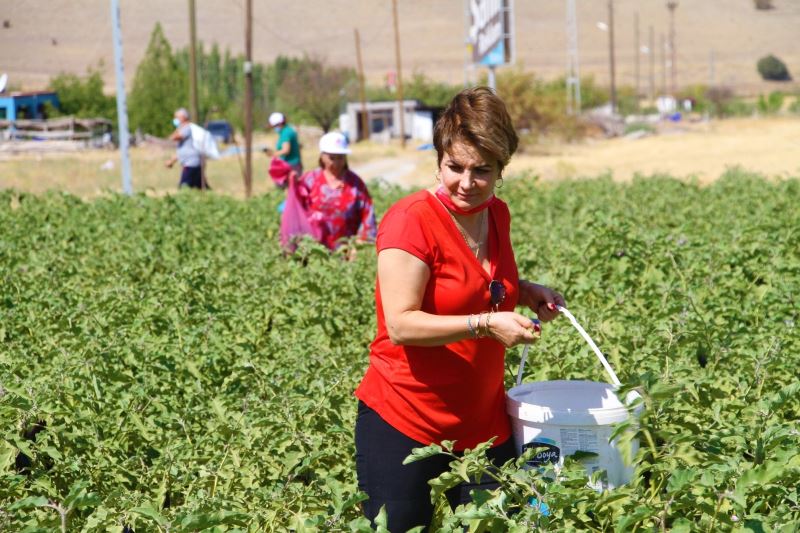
[516,305,622,387]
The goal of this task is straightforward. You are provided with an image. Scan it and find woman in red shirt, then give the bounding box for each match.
[354,87,565,530]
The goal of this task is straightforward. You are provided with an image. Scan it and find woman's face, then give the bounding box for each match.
[321,152,347,176]
[438,141,500,210]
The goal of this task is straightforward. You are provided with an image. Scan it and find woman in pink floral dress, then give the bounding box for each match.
[290,132,377,250]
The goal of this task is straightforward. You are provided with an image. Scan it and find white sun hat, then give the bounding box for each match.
[318,131,351,155]
[268,112,285,127]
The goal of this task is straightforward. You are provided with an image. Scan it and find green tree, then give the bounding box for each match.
[173,43,274,131]
[128,23,188,137]
[48,66,116,124]
[277,56,356,132]
[757,54,791,81]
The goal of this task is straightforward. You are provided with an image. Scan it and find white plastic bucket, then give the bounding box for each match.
[506,307,641,490]
[506,380,639,490]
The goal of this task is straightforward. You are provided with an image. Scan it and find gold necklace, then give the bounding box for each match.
[447,208,486,258]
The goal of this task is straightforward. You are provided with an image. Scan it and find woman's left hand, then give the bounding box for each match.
[518,280,566,322]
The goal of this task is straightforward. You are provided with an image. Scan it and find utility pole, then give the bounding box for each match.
[648,25,655,103]
[463,0,470,88]
[391,0,406,148]
[607,0,617,113]
[354,28,369,141]
[565,0,581,114]
[188,0,205,189]
[188,0,199,123]
[667,1,678,95]
[634,11,640,99]
[708,48,716,87]
[110,0,132,195]
[243,0,253,197]
[660,33,667,97]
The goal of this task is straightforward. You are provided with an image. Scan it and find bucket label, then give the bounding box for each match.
[522,439,560,466]
[559,428,600,465]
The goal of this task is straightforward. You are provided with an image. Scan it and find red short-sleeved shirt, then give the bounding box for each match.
[355,190,519,450]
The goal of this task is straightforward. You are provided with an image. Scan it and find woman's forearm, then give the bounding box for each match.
[386,310,479,346]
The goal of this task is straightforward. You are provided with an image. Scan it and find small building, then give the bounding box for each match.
[0,91,60,121]
[340,100,444,143]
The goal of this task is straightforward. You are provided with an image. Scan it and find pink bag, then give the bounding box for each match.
[280,176,322,251]
[269,157,292,188]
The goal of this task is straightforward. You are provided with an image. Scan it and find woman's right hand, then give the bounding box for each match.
[487,311,542,348]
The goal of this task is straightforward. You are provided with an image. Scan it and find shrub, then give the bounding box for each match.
[757,91,785,114]
[757,54,791,81]
[678,84,711,114]
[623,122,655,135]
[616,85,640,116]
[493,66,546,132]
[753,0,774,9]
[366,72,460,108]
[722,98,756,117]
[705,86,736,117]
[789,95,800,114]
[47,66,117,126]
[578,75,610,110]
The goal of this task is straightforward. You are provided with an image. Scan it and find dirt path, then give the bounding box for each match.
[351,157,421,185]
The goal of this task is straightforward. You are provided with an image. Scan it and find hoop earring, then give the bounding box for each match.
[496,177,504,189]
[434,172,441,184]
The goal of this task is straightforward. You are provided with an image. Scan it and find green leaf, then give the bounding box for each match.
[179,510,249,530]
[131,504,169,526]
[41,446,62,461]
[648,382,683,400]
[373,505,390,533]
[0,440,16,470]
[671,517,692,533]
[614,505,655,532]
[457,459,471,483]
[429,471,462,505]
[667,468,697,493]
[8,496,50,510]
[403,443,444,465]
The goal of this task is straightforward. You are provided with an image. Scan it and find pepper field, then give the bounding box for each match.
[1,170,799,531]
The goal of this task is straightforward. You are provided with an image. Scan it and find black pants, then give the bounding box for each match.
[179,166,209,189]
[355,401,516,532]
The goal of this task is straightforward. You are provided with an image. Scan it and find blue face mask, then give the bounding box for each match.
[274,125,283,133]
[172,118,181,127]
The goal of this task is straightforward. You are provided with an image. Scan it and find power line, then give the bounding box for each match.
[229,0,387,56]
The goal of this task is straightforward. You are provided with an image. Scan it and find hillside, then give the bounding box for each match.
[1,0,799,95]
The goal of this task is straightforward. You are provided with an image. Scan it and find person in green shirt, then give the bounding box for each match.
[268,112,302,175]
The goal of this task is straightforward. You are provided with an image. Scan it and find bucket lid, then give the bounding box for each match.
[506,380,640,426]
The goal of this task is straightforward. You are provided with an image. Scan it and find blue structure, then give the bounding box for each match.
[0,91,60,120]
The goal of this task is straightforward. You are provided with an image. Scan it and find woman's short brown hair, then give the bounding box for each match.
[433,86,518,173]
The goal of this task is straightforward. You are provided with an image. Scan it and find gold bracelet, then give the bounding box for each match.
[485,310,493,338]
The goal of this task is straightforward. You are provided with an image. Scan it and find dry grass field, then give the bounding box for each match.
[508,116,800,185]
[2,117,798,198]
[1,0,800,93]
